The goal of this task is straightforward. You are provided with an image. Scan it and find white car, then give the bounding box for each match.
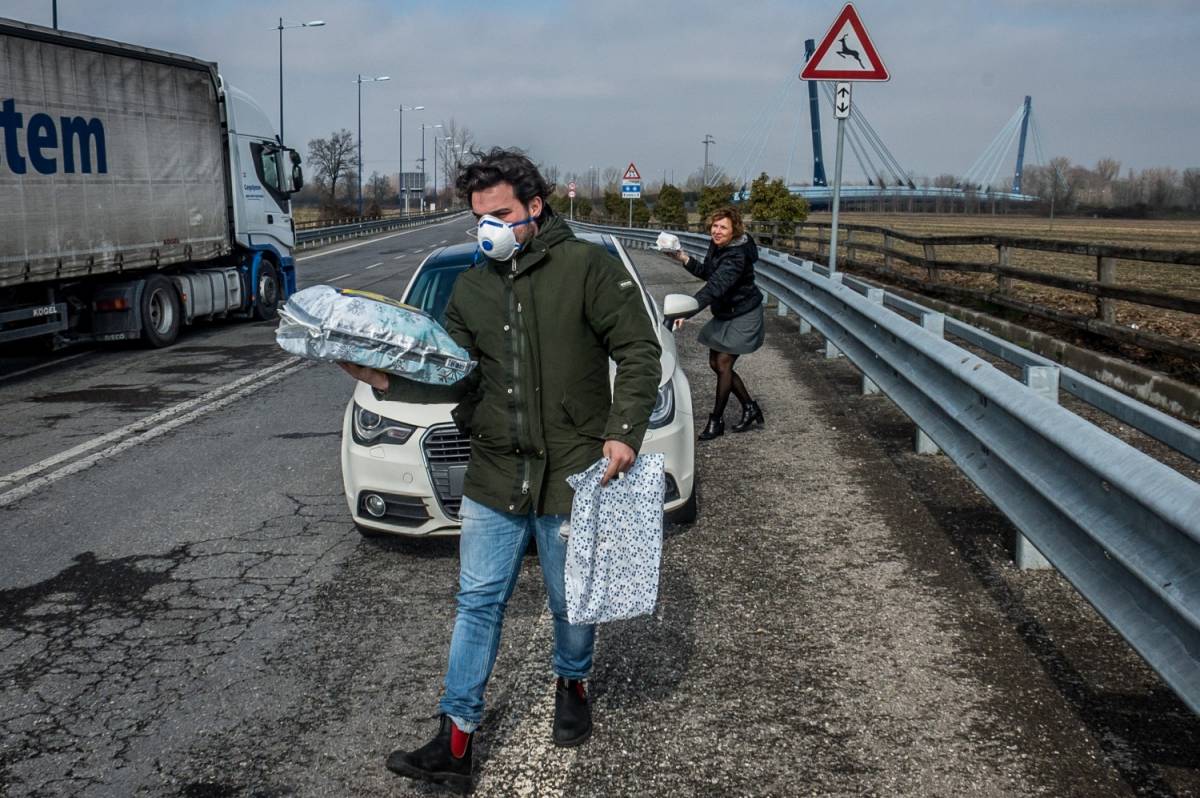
[340,232,699,537]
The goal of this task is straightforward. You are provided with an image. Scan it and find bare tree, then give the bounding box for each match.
[307,129,356,212]
[367,171,391,211]
[602,167,621,192]
[1183,168,1200,211]
[1143,167,1180,210]
[437,118,475,205]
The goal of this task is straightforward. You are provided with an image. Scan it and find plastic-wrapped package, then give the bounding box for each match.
[275,285,475,386]
[563,454,665,624]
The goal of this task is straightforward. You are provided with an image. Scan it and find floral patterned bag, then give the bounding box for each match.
[564,453,665,624]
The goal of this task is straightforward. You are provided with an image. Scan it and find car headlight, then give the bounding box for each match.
[352,402,417,446]
[648,381,675,429]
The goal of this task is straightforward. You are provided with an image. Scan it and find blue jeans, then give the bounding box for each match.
[438,496,595,732]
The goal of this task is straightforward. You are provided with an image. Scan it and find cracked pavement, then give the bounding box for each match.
[1,228,1198,796]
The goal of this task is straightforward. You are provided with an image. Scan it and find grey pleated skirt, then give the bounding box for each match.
[697,304,765,355]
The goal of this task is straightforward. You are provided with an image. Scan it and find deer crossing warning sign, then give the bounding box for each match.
[800,3,889,82]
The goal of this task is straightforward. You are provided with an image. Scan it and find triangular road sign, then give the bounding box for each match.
[800,3,889,81]
[623,162,641,181]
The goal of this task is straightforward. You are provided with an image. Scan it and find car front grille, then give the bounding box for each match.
[423,424,471,520]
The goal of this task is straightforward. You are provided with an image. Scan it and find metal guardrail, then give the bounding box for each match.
[295,209,467,248]
[574,220,1200,715]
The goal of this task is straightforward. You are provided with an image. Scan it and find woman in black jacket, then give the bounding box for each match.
[669,205,765,440]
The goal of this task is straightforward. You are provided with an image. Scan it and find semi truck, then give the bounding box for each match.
[0,17,303,348]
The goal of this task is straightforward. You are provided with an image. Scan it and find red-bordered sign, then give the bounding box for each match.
[622,163,641,182]
[800,3,889,82]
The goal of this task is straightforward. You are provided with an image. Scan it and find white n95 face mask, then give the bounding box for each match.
[476,213,533,261]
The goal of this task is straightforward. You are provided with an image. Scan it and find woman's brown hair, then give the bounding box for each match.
[707,205,745,239]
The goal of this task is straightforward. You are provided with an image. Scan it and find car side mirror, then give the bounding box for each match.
[663,293,699,323]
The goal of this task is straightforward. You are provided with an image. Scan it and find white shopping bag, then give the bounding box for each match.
[564,453,665,624]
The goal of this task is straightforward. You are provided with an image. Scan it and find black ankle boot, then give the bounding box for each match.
[731,400,764,433]
[553,678,592,747]
[386,714,473,792]
[698,414,725,441]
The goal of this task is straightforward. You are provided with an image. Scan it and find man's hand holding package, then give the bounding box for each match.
[601,440,636,486]
[338,362,389,391]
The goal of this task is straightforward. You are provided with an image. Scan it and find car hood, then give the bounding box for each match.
[354,327,679,428]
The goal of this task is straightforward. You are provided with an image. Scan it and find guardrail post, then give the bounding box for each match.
[845,229,855,265]
[997,245,1012,295]
[1015,365,1060,570]
[882,233,892,271]
[824,273,844,359]
[1096,256,1117,323]
[914,311,945,454]
[923,243,939,283]
[816,225,826,257]
[861,288,884,395]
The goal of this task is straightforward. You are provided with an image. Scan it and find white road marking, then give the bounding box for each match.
[331,273,352,281]
[367,262,382,270]
[0,352,90,384]
[474,606,574,797]
[295,214,465,262]
[0,358,306,506]
[392,254,406,260]
[440,239,448,244]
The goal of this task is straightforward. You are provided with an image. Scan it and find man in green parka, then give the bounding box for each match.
[340,148,661,790]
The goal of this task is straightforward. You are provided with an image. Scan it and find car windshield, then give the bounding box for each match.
[405,260,470,324]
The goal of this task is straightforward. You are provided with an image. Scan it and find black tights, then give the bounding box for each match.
[708,350,752,418]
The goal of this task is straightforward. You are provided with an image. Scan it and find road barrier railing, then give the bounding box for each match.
[573,220,1200,715]
[295,209,467,249]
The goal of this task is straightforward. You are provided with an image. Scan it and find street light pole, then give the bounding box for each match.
[395,105,424,216]
[701,134,715,186]
[274,18,325,145]
[354,73,390,216]
[419,123,442,213]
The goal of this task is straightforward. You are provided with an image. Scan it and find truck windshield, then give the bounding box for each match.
[405,261,469,325]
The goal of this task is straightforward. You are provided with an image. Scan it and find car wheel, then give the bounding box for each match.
[665,481,698,526]
[252,260,282,321]
[140,274,181,348]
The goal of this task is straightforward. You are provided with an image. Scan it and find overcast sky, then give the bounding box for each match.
[5,0,1199,188]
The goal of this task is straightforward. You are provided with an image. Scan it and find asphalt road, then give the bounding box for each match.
[1,221,1198,797]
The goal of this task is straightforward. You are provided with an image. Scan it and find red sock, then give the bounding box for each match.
[450,723,471,759]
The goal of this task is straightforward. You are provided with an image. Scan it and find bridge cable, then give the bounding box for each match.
[817,83,873,182]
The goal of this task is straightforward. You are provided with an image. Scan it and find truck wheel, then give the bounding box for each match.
[253,261,282,320]
[141,274,181,347]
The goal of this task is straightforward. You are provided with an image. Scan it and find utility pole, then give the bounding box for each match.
[701,134,715,186]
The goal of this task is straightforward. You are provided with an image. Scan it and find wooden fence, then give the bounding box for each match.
[745,220,1200,363]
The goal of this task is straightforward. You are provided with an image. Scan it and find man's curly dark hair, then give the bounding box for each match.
[455,147,554,211]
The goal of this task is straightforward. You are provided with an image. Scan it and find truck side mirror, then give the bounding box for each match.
[285,149,303,193]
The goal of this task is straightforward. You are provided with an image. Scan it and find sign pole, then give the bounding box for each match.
[570,195,574,221]
[827,116,846,274]
[628,198,633,228]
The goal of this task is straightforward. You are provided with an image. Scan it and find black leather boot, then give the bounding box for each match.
[386,714,473,792]
[553,678,592,747]
[698,414,725,441]
[731,400,765,433]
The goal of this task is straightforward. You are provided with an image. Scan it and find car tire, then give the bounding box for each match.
[252,260,282,321]
[665,481,699,526]
[140,274,182,348]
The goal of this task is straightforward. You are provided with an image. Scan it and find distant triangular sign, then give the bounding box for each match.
[623,163,641,181]
[800,3,889,82]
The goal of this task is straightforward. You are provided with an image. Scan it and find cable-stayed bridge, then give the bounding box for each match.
[729,39,1043,210]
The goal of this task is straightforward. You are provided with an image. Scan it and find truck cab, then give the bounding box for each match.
[223,81,301,302]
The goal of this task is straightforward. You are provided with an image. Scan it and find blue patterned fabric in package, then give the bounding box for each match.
[564,453,665,624]
[275,285,475,386]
